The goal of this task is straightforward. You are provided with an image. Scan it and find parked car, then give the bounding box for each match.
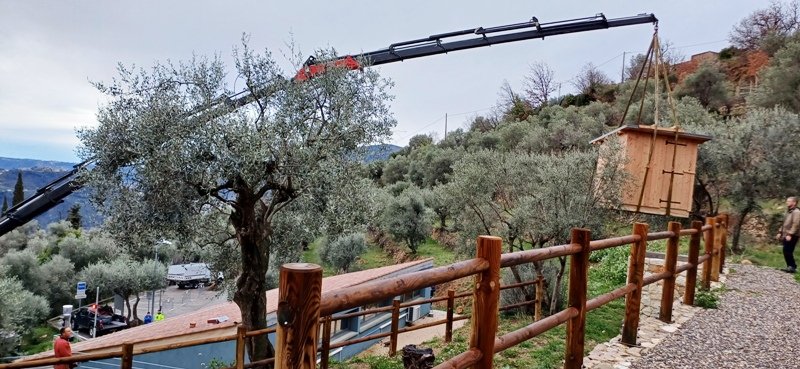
[71,305,129,337]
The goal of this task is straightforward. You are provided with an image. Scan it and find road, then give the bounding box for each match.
[50,285,229,340]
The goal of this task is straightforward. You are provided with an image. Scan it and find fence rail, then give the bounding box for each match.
[1,216,729,369]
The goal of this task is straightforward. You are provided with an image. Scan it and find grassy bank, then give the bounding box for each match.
[333,247,629,369]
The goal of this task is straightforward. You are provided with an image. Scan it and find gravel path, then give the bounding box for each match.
[630,264,800,369]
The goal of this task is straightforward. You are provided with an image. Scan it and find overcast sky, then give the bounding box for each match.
[0,1,763,162]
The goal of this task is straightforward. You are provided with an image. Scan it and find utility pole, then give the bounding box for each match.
[92,287,99,338]
[621,51,626,83]
[151,240,171,315]
[150,243,158,316]
[444,113,448,141]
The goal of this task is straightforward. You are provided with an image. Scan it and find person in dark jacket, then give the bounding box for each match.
[776,196,800,273]
[143,312,153,324]
[54,327,75,369]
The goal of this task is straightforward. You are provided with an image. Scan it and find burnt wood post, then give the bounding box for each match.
[683,220,703,306]
[703,217,716,289]
[711,217,722,281]
[275,263,323,369]
[236,325,246,369]
[660,222,681,323]
[445,290,455,343]
[622,222,648,346]
[470,236,502,369]
[719,214,728,273]
[564,228,591,369]
[535,276,543,322]
[320,316,332,369]
[121,342,133,369]
[390,299,401,357]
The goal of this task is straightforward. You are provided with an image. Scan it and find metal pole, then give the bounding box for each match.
[621,51,626,83]
[93,287,99,338]
[151,243,158,316]
[444,113,448,141]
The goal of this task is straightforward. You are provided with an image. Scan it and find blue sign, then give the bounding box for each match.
[77,282,87,291]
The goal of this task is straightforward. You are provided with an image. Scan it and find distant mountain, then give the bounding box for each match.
[0,145,402,231]
[362,144,402,162]
[0,157,101,229]
[0,157,78,171]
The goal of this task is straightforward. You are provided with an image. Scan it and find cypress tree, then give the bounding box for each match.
[12,171,24,206]
[66,204,82,229]
[1,195,7,213]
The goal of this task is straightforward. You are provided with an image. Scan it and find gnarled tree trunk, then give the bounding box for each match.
[231,199,275,368]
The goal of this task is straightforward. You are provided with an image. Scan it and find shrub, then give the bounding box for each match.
[319,233,367,273]
[591,246,630,284]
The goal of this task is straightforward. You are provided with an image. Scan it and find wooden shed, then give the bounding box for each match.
[591,125,711,218]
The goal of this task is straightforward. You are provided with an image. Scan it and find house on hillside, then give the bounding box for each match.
[20,259,435,369]
[674,50,770,98]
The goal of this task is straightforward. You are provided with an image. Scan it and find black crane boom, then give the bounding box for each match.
[0,13,657,236]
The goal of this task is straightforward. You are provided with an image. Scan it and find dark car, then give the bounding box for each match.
[71,305,129,337]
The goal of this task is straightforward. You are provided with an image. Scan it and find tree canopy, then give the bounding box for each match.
[77,41,396,362]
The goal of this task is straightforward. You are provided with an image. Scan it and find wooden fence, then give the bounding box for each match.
[0,215,729,369]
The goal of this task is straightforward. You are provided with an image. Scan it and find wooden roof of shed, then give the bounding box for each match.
[590,124,712,145]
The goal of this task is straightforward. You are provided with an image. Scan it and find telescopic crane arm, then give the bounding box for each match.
[0,13,657,237]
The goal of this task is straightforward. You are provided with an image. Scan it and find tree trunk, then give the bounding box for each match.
[732,207,751,254]
[124,293,133,321]
[131,295,141,322]
[549,256,567,316]
[231,202,274,369]
[439,211,447,230]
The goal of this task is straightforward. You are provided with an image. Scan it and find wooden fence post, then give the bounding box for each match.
[622,222,648,346]
[445,290,455,343]
[660,222,680,323]
[236,325,246,369]
[564,228,591,369]
[535,276,543,322]
[275,263,323,369]
[389,299,401,357]
[719,214,728,273]
[703,217,716,289]
[320,316,332,369]
[683,220,703,306]
[470,236,502,369]
[711,217,722,281]
[121,342,133,369]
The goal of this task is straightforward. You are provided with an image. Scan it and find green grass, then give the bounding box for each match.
[335,250,628,369]
[359,244,396,270]
[730,241,800,283]
[414,237,455,267]
[19,325,58,355]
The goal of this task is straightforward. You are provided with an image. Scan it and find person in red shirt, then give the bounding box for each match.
[54,327,76,369]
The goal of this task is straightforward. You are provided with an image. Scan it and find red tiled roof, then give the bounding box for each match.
[23,259,433,360]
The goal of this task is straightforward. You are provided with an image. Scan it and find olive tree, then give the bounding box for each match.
[0,249,45,296]
[749,40,800,112]
[380,188,431,253]
[688,107,800,252]
[319,233,367,273]
[81,258,167,322]
[77,41,395,363]
[440,143,626,314]
[0,276,49,357]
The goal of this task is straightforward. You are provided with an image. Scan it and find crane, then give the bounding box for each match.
[0,13,657,236]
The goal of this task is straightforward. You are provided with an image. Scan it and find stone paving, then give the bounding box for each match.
[580,271,728,369]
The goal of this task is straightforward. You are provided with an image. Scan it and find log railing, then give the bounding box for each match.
[0,216,728,369]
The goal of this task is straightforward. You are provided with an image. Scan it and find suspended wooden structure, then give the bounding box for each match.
[592,30,711,218]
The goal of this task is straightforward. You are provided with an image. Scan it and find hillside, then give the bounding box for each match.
[0,159,101,229]
[0,157,77,171]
